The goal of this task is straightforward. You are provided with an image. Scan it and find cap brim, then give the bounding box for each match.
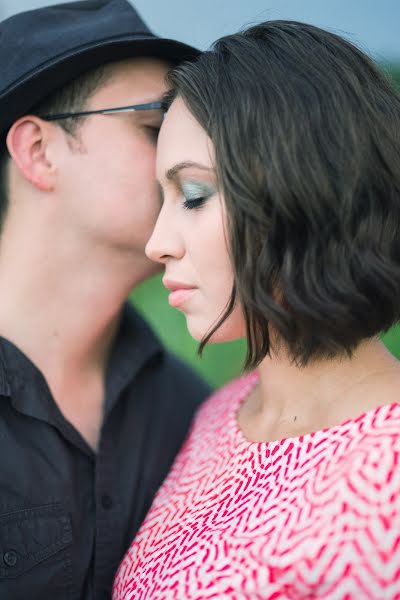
[0,36,199,136]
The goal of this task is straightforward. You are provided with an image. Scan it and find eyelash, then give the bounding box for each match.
[183,197,208,210]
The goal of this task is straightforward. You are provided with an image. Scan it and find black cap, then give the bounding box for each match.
[0,0,199,136]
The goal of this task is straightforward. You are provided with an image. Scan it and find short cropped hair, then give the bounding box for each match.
[167,20,400,368]
[0,63,111,227]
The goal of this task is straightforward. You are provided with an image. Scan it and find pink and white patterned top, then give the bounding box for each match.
[113,372,400,599]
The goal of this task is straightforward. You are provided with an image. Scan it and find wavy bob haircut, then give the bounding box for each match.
[167,20,400,369]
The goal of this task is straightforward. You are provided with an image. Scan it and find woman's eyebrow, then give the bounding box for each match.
[166,161,213,181]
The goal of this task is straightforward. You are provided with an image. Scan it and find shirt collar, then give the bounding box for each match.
[0,302,163,422]
[103,302,163,416]
[0,343,11,397]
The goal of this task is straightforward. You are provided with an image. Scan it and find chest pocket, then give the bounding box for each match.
[0,503,73,600]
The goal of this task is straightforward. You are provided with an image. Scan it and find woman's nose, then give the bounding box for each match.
[145,206,184,264]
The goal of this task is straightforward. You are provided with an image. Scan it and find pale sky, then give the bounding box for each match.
[2,0,399,62]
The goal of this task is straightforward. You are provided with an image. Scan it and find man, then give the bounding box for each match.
[0,1,210,599]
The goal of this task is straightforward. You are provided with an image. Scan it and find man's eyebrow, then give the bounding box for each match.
[166,161,213,181]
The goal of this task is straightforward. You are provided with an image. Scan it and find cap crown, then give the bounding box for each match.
[1,0,153,96]
[0,0,198,135]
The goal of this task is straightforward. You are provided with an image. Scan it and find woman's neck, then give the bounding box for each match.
[238,338,400,443]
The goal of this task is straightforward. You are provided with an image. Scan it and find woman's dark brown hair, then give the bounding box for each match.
[167,20,400,368]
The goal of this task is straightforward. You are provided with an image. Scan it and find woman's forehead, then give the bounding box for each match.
[157,98,213,175]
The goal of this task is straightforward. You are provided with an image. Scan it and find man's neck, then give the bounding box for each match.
[0,257,134,374]
[0,222,155,448]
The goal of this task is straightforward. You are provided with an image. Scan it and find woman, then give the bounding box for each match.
[114,21,400,599]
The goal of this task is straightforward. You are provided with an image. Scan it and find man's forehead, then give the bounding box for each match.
[103,56,170,80]
[89,57,170,104]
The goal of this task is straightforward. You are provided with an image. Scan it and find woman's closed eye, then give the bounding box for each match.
[182,181,215,210]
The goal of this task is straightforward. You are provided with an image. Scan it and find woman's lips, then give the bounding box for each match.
[163,279,197,309]
[168,288,196,308]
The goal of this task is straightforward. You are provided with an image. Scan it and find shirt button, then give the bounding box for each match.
[3,550,18,567]
[101,493,113,510]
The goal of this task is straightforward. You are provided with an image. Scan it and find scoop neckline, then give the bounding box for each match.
[229,371,400,449]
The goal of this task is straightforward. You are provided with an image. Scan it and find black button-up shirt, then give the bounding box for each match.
[0,304,210,600]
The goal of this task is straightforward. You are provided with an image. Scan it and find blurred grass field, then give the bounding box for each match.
[131,63,400,389]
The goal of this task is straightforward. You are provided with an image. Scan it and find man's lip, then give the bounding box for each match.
[162,278,197,292]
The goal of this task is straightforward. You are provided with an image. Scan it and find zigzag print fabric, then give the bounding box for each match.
[114,372,400,599]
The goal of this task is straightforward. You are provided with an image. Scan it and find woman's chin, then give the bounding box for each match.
[185,320,210,343]
[186,316,245,344]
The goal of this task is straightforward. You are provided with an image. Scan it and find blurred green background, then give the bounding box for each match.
[132,61,400,389]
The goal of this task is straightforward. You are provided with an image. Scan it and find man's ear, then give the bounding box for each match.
[6,116,57,192]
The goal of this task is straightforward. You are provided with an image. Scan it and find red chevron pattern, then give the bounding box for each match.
[113,372,400,599]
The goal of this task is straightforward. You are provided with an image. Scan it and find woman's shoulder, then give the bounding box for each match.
[336,402,400,505]
[174,372,258,457]
[351,401,400,449]
[194,370,258,427]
